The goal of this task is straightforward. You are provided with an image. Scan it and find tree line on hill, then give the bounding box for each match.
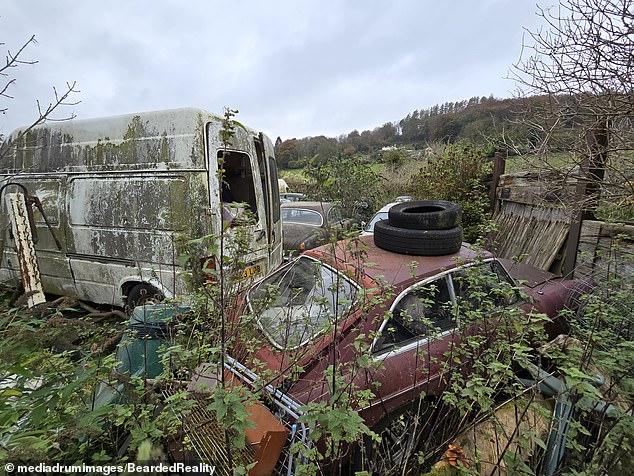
[274,95,550,169]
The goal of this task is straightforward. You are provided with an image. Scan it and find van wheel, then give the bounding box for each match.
[388,200,461,230]
[126,284,163,310]
[374,221,463,256]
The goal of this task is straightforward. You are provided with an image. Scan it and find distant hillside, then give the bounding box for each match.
[276,95,545,169]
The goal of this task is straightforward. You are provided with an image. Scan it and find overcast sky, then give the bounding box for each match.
[1,1,545,141]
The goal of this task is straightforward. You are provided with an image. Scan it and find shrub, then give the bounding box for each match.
[410,141,492,242]
[304,153,382,219]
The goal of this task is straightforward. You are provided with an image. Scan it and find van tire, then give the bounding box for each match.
[388,200,461,230]
[126,284,163,310]
[374,221,462,256]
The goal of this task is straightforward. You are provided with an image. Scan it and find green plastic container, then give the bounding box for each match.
[93,303,190,408]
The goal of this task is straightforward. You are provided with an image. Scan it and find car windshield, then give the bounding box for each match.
[247,256,358,350]
[365,211,389,232]
[282,208,324,226]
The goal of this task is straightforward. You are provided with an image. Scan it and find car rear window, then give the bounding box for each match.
[282,208,323,226]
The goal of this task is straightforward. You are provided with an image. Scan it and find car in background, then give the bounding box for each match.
[280,192,306,203]
[281,201,360,254]
[360,202,397,236]
[361,196,413,236]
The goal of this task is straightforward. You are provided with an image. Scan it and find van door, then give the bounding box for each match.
[208,124,271,281]
[254,133,283,268]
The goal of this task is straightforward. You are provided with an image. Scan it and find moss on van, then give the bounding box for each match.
[160,132,169,163]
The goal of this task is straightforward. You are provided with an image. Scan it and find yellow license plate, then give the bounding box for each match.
[241,264,262,280]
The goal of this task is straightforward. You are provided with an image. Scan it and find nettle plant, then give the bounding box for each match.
[433,258,552,473]
[349,255,554,475]
[385,246,633,476]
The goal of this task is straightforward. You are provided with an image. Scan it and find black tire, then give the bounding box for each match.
[126,283,163,310]
[388,200,461,230]
[374,220,462,256]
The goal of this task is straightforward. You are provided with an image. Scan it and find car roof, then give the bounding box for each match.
[305,235,491,288]
[281,201,335,213]
[375,202,399,213]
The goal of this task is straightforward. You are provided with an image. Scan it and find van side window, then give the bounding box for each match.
[374,276,454,353]
[218,151,258,217]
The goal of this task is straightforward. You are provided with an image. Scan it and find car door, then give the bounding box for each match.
[368,273,459,407]
[362,260,522,414]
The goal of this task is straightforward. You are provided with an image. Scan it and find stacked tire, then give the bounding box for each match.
[373,200,463,256]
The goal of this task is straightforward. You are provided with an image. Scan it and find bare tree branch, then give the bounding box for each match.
[1,35,38,109]
[0,81,80,160]
[0,32,80,159]
[506,0,634,217]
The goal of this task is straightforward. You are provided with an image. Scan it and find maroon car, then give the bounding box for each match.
[215,227,588,472]
[281,201,360,255]
[181,200,590,473]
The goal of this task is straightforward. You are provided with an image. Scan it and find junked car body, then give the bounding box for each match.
[0,108,283,307]
[360,196,413,236]
[221,234,588,470]
[279,192,306,203]
[281,201,359,254]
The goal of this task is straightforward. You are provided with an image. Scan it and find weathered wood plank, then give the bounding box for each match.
[490,201,570,270]
[492,171,632,277]
[575,220,634,278]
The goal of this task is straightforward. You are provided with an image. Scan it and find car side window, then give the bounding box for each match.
[374,276,454,353]
[282,208,323,226]
[451,260,519,309]
[327,206,343,223]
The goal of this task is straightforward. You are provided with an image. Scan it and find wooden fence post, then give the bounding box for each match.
[561,120,609,278]
[489,152,507,213]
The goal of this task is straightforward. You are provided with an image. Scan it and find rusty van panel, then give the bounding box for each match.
[68,176,189,230]
[66,174,209,265]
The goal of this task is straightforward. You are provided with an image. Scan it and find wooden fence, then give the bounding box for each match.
[575,220,634,279]
[489,169,633,278]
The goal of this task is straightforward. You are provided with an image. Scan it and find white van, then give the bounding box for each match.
[0,108,283,307]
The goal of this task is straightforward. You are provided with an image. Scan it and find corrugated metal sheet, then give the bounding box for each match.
[164,390,255,476]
